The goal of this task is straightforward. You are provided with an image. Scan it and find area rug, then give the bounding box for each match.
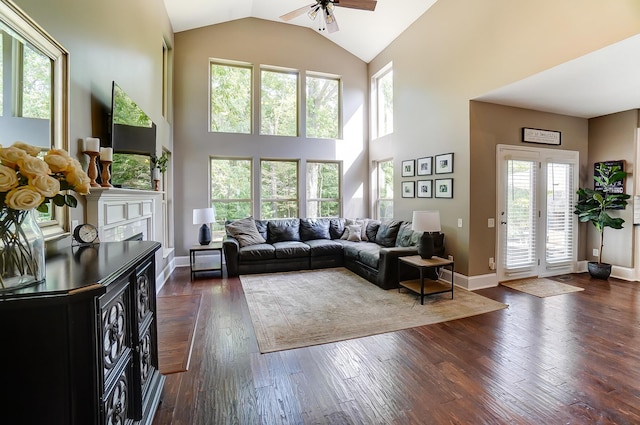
[240,268,508,353]
[500,277,584,298]
[157,294,202,374]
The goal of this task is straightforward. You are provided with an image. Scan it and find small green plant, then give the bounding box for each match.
[574,163,630,264]
[151,152,169,174]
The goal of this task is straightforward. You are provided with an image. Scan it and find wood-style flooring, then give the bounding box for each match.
[152,268,640,425]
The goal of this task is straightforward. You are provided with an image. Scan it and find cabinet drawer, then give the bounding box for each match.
[100,281,131,386]
[134,260,154,327]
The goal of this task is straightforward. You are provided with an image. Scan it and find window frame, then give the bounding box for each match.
[375,159,394,220]
[306,160,342,218]
[209,157,253,231]
[305,71,342,140]
[208,59,253,134]
[260,158,299,219]
[259,66,299,137]
[371,62,393,139]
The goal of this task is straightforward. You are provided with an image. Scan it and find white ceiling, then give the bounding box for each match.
[163,0,640,119]
[162,0,438,63]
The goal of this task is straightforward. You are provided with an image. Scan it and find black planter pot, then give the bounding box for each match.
[588,262,611,279]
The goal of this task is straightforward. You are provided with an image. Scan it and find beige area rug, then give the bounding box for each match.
[500,277,584,298]
[240,268,508,353]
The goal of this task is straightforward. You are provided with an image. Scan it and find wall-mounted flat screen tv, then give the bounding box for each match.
[109,81,156,190]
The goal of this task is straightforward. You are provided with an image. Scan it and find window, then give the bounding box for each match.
[210,158,252,231]
[372,63,393,138]
[307,161,341,218]
[376,159,394,219]
[210,61,252,134]
[306,74,340,139]
[260,69,298,136]
[261,159,298,219]
[20,43,51,119]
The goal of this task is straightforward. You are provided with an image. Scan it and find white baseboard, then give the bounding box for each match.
[156,257,176,293]
[439,269,498,291]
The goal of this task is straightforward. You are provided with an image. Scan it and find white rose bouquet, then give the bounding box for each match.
[0,141,91,290]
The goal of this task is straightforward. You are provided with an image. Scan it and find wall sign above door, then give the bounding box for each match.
[522,127,561,145]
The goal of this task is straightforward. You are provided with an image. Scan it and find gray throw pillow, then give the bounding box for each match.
[374,219,402,247]
[396,221,415,247]
[225,217,266,247]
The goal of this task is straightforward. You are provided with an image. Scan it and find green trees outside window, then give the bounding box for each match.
[210,63,252,134]
[260,69,298,136]
[261,160,298,219]
[210,158,252,231]
[306,75,339,139]
[307,162,340,217]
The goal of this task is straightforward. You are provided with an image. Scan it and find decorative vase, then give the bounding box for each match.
[587,261,611,280]
[0,208,46,292]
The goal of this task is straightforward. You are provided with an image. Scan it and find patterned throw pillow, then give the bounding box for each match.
[225,217,266,247]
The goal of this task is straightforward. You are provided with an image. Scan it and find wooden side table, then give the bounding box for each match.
[189,241,223,280]
[398,255,454,304]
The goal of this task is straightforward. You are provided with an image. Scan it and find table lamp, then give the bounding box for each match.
[193,207,215,245]
[412,210,441,259]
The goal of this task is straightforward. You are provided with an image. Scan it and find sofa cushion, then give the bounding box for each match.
[273,241,310,259]
[375,219,402,247]
[366,220,381,242]
[358,246,381,268]
[268,219,301,243]
[238,243,275,261]
[225,217,266,247]
[396,222,416,247]
[305,239,343,257]
[329,218,346,239]
[300,218,331,241]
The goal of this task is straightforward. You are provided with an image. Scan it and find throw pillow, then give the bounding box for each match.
[366,220,381,242]
[346,224,362,242]
[225,217,266,247]
[341,218,368,240]
[374,219,402,247]
[396,221,415,247]
[329,218,346,239]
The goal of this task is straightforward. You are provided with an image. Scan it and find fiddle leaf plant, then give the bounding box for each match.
[574,163,630,264]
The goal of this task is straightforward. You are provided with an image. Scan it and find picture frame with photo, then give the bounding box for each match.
[402,160,415,177]
[435,178,453,198]
[435,153,454,174]
[417,156,433,176]
[402,181,415,198]
[417,180,433,198]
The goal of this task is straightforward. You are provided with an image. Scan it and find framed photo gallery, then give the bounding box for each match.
[401,153,454,199]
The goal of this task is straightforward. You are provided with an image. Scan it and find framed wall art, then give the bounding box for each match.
[435,178,453,198]
[417,156,432,176]
[417,180,433,198]
[402,160,415,177]
[522,127,561,145]
[402,181,415,198]
[435,153,454,174]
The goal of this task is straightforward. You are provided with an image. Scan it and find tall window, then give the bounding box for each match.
[260,69,298,136]
[376,159,394,219]
[210,61,252,134]
[261,159,298,218]
[306,74,340,139]
[20,43,51,119]
[210,158,252,231]
[307,161,341,218]
[372,63,393,138]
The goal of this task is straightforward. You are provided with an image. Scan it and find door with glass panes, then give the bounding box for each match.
[496,145,578,282]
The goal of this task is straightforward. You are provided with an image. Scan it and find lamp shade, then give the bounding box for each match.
[193,208,215,225]
[411,210,441,233]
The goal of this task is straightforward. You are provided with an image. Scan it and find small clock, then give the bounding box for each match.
[73,223,99,246]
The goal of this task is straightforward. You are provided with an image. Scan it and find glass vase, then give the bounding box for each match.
[0,208,45,292]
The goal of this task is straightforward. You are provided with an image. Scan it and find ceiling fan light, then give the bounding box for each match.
[308,5,320,20]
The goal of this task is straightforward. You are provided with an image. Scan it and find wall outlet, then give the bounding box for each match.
[457,218,463,228]
[489,257,495,270]
[448,255,454,261]
[593,248,599,257]
[488,218,495,228]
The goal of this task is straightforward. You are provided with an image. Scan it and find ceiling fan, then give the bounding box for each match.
[280,0,377,33]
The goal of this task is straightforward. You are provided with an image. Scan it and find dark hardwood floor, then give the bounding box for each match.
[152,267,640,424]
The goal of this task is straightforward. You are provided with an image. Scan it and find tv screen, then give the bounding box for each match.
[110,81,156,189]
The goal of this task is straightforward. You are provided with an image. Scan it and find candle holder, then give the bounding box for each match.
[83,151,101,188]
[100,160,113,188]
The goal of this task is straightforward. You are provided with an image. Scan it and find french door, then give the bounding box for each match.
[496,145,578,282]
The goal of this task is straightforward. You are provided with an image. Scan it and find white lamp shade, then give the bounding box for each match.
[193,207,215,225]
[412,210,441,233]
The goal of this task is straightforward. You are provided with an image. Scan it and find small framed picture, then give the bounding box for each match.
[435,153,454,174]
[402,181,415,198]
[402,160,415,177]
[417,157,432,176]
[435,178,453,198]
[417,180,433,198]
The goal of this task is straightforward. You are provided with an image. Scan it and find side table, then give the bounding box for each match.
[189,241,223,280]
[398,255,454,304]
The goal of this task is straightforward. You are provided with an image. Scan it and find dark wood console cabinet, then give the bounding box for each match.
[0,241,165,425]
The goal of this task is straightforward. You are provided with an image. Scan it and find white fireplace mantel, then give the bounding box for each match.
[85,188,164,243]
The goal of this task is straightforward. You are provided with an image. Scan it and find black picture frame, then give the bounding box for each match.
[435,178,453,198]
[402,181,415,198]
[522,127,561,145]
[435,153,454,174]
[417,156,432,176]
[417,180,433,198]
[402,160,415,177]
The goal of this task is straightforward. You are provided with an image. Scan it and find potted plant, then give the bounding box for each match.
[151,152,169,191]
[574,163,630,279]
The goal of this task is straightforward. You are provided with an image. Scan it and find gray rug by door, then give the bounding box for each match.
[501,277,584,298]
[240,267,508,353]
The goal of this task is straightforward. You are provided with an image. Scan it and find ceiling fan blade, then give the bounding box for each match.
[280,3,317,21]
[333,0,377,11]
[325,7,339,33]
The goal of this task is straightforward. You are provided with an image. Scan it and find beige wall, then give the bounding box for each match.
[368,0,640,276]
[173,18,368,255]
[587,110,638,268]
